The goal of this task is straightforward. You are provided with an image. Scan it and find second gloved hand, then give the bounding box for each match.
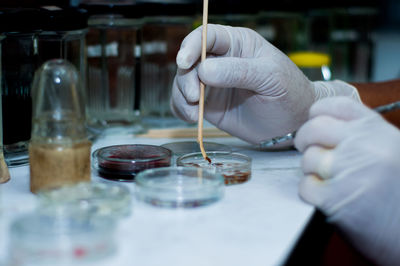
[294,96,400,265]
[171,24,359,146]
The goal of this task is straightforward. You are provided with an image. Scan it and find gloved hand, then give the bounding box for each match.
[171,24,360,146]
[294,96,400,265]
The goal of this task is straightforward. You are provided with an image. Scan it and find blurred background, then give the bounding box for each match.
[0,0,399,165]
[1,0,399,82]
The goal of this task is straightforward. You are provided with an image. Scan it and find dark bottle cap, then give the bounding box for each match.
[135,0,198,17]
[38,6,89,31]
[0,8,42,33]
[79,3,144,19]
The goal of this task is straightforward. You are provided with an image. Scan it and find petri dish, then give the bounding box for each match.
[37,182,132,218]
[161,141,232,165]
[92,144,172,182]
[8,212,116,266]
[176,151,252,185]
[135,166,224,208]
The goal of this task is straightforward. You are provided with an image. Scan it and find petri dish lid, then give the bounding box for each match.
[161,141,231,157]
[135,166,224,208]
[37,182,132,218]
[92,144,172,182]
[9,212,116,264]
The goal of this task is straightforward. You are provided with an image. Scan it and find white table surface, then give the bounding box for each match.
[0,134,314,266]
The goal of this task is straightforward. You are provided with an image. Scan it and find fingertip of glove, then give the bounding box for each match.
[299,174,325,206]
[177,49,193,69]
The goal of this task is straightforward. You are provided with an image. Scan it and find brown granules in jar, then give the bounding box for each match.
[29,141,91,193]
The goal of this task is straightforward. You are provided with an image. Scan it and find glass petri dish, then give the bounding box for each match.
[8,212,116,265]
[135,166,224,208]
[37,182,132,218]
[160,141,232,165]
[176,151,252,185]
[92,144,172,182]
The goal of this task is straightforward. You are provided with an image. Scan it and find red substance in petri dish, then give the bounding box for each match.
[223,171,251,185]
[94,144,172,182]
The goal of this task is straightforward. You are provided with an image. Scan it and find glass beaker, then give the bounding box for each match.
[38,6,89,96]
[82,3,144,135]
[0,32,9,184]
[329,7,378,82]
[29,59,91,193]
[0,8,42,167]
[138,0,197,128]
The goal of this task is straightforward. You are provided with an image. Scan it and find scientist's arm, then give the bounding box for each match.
[352,79,400,127]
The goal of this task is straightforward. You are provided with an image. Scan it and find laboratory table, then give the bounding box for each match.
[0,134,314,266]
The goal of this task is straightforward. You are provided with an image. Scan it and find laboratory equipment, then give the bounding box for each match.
[92,144,172,181]
[135,166,224,208]
[29,59,91,193]
[177,151,252,185]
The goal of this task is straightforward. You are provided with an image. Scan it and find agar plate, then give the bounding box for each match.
[161,141,231,164]
[92,144,172,182]
[176,151,252,185]
[135,166,224,208]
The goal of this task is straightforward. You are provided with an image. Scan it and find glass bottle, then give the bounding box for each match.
[37,6,89,96]
[138,0,197,128]
[0,32,9,184]
[29,59,91,193]
[81,3,144,135]
[0,8,42,167]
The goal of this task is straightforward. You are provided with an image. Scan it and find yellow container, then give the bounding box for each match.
[288,51,332,81]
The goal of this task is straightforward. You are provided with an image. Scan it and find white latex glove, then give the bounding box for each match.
[171,24,360,146]
[294,96,400,265]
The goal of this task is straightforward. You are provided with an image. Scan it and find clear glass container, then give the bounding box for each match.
[37,182,132,218]
[7,212,116,266]
[177,151,252,185]
[29,59,91,193]
[329,7,378,82]
[138,0,197,128]
[83,3,144,135]
[255,11,306,54]
[92,144,172,182]
[0,33,9,184]
[135,166,224,208]
[0,8,42,167]
[38,6,88,95]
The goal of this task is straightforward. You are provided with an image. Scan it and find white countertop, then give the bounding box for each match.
[0,134,314,266]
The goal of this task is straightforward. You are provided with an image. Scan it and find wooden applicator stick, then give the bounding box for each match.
[197,0,211,163]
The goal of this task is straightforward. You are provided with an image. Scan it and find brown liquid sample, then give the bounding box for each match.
[29,141,91,193]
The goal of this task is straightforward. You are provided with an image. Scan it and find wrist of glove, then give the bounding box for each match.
[313,80,361,102]
[294,96,400,265]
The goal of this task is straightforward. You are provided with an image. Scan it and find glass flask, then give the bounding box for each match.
[138,0,197,128]
[82,3,144,135]
[29,59,91,193]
